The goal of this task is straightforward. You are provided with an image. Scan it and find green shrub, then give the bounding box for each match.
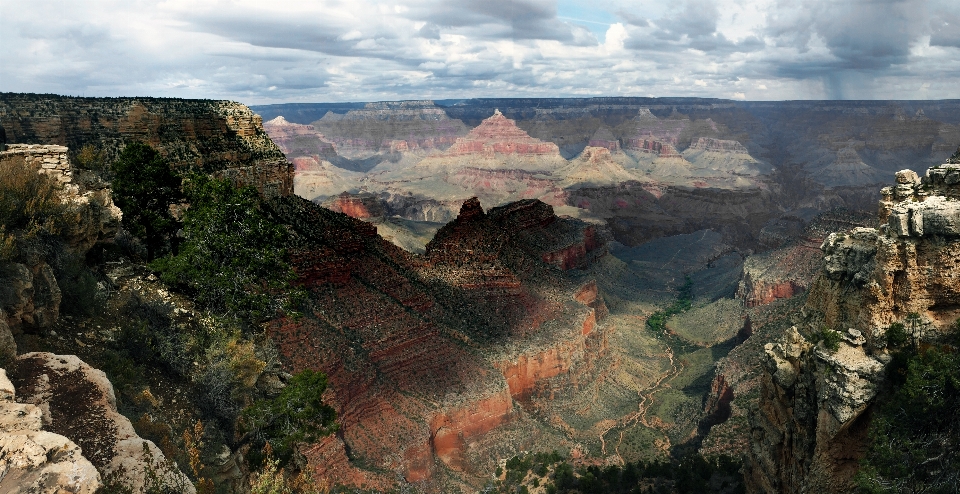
[151,174,298,324]
[856,347,960,492]
[885,322,908,349]
[812,327,842,352]
[240,369,337,467]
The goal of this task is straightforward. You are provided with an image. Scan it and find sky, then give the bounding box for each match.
[2,0,959,104]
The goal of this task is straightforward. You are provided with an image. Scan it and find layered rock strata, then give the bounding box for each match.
[0,93,293,197]
[267,195,608,491]
[445,110,561,157]
[747,165,960,492]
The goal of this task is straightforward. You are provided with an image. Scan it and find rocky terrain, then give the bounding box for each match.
[744,165,960,492]
[4,92,959,493]
[257,97,960,257]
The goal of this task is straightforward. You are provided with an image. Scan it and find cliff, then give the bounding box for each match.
[746,165,960,492]
[310,100,468,159]
[266,195,609,491]
[0,93,293,197]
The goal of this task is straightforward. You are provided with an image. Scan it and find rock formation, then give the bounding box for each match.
[262,116,338,159]
[0,144,122,332]
[0,367,102,493]
[266,195,608,491]
[444,110,561,158]
[558,147,641,188]
[746,165,960,492]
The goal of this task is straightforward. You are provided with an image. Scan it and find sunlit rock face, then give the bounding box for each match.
[6,354,194,493]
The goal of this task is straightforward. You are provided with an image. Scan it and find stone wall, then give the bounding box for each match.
[0,143,75,190]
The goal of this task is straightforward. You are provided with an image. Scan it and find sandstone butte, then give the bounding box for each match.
[444,109,561,157]
[746,165,960,493]
[267,195,608,491]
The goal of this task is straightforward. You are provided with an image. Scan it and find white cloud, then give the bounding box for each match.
[0,0,958,102]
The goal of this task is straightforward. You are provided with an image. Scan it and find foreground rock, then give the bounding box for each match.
[746,165,960,493]
[8,353,195,493]
[0,367,102,493]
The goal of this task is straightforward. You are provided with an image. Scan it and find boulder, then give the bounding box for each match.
[0,367,102,493]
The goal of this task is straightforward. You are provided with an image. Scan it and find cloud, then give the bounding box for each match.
[0,0,958,102]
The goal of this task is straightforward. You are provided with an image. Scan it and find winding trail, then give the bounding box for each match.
[599,338,686,457]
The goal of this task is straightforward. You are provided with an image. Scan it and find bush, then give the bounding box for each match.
[151,174,298,324]
[0,155,80,263]
[240,369,337,467]
[812,327,842,352]
[856,347,960,492]
[885,322,908,349]
[111,142,182,259]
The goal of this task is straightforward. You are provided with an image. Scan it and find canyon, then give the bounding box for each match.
[2,93,960,492]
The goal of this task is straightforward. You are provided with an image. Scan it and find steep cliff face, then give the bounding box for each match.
[0,93,293,196]
[746,165,960,493]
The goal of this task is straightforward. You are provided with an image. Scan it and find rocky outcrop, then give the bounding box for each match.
[748,326,884,493]
[262,116,338,159]
[0,368,102,493]
[747,165,960,493]
[0,93,293,197]
[688,137,748,154]
[0,144,122,333]
[8,353,195,493]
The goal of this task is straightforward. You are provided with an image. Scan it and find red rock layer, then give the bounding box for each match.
[266,195,609,490]
[624,138,682,157]
[325,192,384,219]
[429,389,515,471]
[446,110,560,157]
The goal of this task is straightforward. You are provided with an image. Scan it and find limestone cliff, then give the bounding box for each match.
[746,165,960,493]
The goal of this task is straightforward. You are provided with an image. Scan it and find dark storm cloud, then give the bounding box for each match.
[930,13,960,48]
[765,0,928,72]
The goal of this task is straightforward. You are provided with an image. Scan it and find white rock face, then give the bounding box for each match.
[0,367,102,493]
[12,353,196,494]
